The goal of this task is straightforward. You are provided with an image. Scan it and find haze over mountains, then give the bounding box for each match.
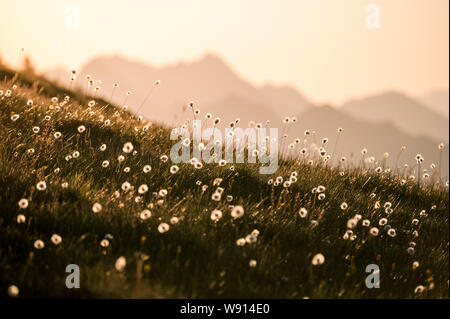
[418,90,449,118]
[341,91,449,142]
[45,53,449,177]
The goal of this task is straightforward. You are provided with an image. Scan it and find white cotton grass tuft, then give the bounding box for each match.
[158,223,170,233]
[17,214,26,224]
[51,234,62,245]
[8,285,19,297]
[414,285,425,294]
[298,207,308,218]
[34,239,45,249]
[92,203,102,213]
[138,184,148,194]
[18,198,29,209]
[122,142,134,153]
[211,209,223,221]
[311,253,325,266]
[369,227,379,236]
[387,228,397,237]
[115,256,126,272]
[231,205,244,219]
[121,182,131,192]
[140,209,151,220]
[100,239,110,248]
[143,165,152,173]
[36,181,47,191]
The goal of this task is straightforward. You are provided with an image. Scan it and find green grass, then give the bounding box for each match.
[0,67,448,298]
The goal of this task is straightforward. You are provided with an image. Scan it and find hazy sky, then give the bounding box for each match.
[0,0,448,105]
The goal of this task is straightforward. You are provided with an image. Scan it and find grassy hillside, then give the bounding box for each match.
[0,67,448,298]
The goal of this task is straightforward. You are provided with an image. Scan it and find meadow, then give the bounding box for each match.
[0,66,448,298]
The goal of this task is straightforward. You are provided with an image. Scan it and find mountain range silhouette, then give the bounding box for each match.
[45,53,449,177]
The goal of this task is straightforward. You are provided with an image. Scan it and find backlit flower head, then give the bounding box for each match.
[311,253,325,266]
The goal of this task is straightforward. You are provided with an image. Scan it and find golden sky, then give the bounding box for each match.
[0,0,448,105]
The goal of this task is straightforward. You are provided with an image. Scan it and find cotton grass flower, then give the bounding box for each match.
[51,234,62,245]
[92,203,102,213]
[17,214,26,224]
[140,209,151,220]
[77,125,86,133]
[36,181,47,191]
[138,184,148,194]
[159,189,168,197]
[236,238,246,246]
[158,223,170,233]
[121,182,131,192]
[231,205,244,219]
[170,165,179,174]
[211,209,223,221]
[414,285,425,294]
[170,217,179,224]
[115,256,126,272]
[387,228,397,237]
[18,198,28,209]
[102,160,109,168]
[362,220,370,227]
[245,234,257,244]
[249,260,257,268]
[100,239,110,248]
[34,239,45,249]
[369,227,379,236]
[122,142,134,153]
[194,162,203,169]
[311,253,325,266]
[8,285,19,297]
[143,165,152,173]
[299,207,308,218]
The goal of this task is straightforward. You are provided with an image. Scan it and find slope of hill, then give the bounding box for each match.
[1,67,448,299]
[341,91,449,142]
[289,106,449,177]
